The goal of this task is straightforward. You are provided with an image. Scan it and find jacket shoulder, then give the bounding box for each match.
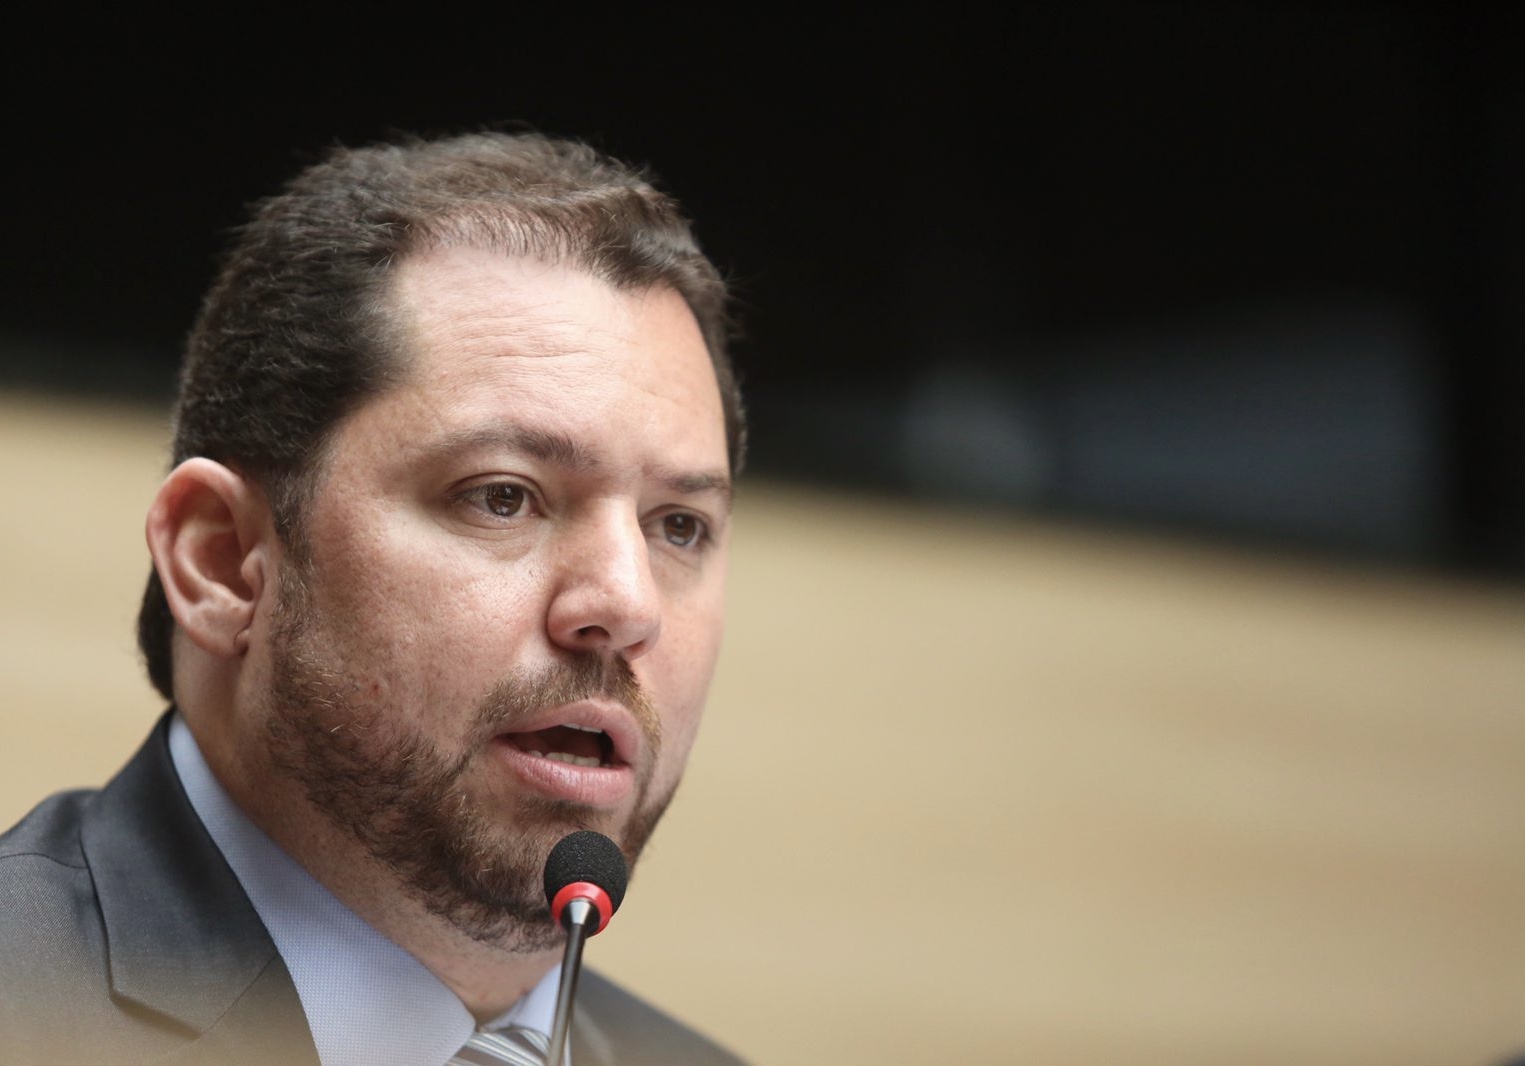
[0,788,101,932]
[576,970,748,1066]
[0,788,120,1057]
[1,786,95,863]
[0,788,102,967]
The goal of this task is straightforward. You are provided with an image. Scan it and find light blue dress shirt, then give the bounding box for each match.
[168,714,560,1066]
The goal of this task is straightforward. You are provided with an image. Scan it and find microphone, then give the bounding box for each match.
[543,831,629,1064]
[544,829,628,935]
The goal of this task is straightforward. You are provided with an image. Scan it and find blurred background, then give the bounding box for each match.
[3,4,1524,1063]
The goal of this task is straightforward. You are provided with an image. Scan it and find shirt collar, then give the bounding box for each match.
[168,713,560,1066]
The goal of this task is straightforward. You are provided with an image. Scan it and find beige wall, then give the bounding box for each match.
[4,390,1523,1065]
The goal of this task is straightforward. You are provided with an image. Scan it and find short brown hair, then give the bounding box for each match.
[138,131,744,700]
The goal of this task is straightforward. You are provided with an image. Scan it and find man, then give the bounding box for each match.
[0,132,747,1065]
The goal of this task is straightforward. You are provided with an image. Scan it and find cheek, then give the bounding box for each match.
[300,524,544,715]
[648,588,728,771]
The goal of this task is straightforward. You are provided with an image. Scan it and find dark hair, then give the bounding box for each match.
[138,131,745,701]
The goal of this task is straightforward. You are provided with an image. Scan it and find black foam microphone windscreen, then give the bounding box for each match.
[543,830,629,915]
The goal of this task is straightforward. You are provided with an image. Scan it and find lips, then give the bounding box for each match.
[505,722,614,767]
[489,700,644,807]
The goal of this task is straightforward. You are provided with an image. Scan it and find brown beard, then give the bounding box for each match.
[261,562,672,951]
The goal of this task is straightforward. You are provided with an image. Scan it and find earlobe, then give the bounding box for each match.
[145,459,272,661]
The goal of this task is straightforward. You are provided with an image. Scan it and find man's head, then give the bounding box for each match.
[140,132,741,959]
[139,131,744,700]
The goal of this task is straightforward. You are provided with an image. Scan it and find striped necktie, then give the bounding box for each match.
[449,1027,551,1066]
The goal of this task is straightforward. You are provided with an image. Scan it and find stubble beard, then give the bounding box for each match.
[261,563,674,952]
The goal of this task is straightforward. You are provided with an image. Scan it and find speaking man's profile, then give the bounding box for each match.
[0,130,747,1066]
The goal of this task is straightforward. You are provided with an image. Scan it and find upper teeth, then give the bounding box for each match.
[562,723,602,733]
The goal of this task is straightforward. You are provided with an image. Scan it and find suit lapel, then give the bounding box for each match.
[80,713,319,1064]
[154,956,319,1066]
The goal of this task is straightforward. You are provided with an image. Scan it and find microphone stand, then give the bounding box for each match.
[547,898,596,1065]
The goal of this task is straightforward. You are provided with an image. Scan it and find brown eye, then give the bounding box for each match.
[662,513,703,547]
[480,483,527,518]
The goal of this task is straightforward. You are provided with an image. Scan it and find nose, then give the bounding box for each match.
[545,506,663,660]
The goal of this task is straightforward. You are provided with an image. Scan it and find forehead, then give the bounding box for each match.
[388,247,695,370]
[333,246,727,478]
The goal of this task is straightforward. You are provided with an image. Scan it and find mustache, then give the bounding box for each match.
[470,655,660,749]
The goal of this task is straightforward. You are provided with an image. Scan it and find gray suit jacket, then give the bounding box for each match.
[0,715,743,1065]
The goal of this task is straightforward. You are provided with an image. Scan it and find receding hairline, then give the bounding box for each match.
[304,246,734,507]
[272,228,738,531]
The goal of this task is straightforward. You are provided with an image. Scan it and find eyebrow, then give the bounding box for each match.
[656,469,735,509]
[429,425,734,506]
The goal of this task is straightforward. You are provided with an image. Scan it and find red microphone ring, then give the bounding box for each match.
[550,881,613,934]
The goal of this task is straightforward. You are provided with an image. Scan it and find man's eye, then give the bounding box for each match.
[662,513,704,547]
[476,483,527,518]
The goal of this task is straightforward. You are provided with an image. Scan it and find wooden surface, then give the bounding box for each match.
[3,389,1524,1065]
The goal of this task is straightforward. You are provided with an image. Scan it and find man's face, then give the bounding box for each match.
[248,248,731,950]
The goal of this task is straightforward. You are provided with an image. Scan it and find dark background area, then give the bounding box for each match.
[5,4,1522,577]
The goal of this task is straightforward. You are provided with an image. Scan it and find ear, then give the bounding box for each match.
[145,458,274,661]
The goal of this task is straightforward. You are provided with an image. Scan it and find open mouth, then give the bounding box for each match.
[502,723,616,768]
